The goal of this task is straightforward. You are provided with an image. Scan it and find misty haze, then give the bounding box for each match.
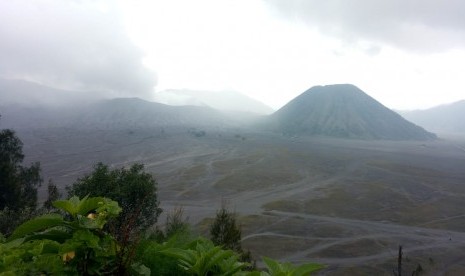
[1,1,465,275]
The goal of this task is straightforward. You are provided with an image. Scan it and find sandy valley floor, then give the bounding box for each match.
[17,127,465,275]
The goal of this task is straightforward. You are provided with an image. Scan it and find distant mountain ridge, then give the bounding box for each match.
[1,97,231,130]
[0,79,260,130]
[0,78,100,107]
[399,100,465,134]
[265,84,436,140]
[154,89,274,115]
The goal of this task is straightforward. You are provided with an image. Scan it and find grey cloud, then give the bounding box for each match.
[0,0,156,102]
[265,0,465,52]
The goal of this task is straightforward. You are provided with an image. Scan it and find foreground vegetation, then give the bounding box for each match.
[0,196,324,275]
[0,119,323,275]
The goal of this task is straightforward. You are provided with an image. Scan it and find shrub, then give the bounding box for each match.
[136,234,192,276]
[261,256,324,276]
[161,238,247,276]
[0,207,36,236]
[67,163,162,242]
[210,206,255,269]
[165,206,190,239]
[0,128,42,211]
[0,196,144,275]
[210,207,242,252]
[42,180,61,211]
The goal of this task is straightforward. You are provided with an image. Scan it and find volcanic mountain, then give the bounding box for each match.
[267,84,436,140]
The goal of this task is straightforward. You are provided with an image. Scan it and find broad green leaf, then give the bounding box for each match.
[218,255,247,276]
[53,196,84,216]
[77,197,107,216]
[70,230,100,249]
[0,271,19,276]
[24,229,71,244]
[8,214,65,240]
[1,237,25,249]
[131,262,151,276]
[78,216,102,230]
[38,240,60,254]
[95,198,122,217]
[160,247,196,264]
[262,257,282,274]
[241,272,261,276]
[206,247,233,271]
[293,263,325,276]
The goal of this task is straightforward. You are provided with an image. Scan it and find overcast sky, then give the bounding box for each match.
[1,0,465,110]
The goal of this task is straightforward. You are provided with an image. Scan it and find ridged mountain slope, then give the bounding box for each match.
[267,84,436,140]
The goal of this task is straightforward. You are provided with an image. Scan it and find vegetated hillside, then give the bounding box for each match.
[1,97,231,130]
[154,89,274,115]
[266,84,437,140]
[399,100,465,134]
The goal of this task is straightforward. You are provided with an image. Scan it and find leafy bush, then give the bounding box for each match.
[260,256,324,276]
[0,196,149,275]
[1,196,323,275]
[165,206,190,239]
[210,207,242,252]
[161,238,247,276]
[0,122,43,236]
[67,163,162,241]
[136,233,193,276]
[0,207,36,236]
[157,238,324,276]
[0,128,42,211]
[42,180,61,211]
[210,206,255,269]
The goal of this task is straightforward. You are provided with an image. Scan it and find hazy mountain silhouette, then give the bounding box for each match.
[399,100,465,134]
[266,84,436,140]
[1,97,230,130]
[73,98,230,129]
[154,89,274,115]
[0,78,101,107]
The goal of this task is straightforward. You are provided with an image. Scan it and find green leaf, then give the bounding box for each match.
[72,230,100,248]
[53,196,83,216]
[77,196,107,216]
[293,263,325,276]
[0,271,17,276]
[8,214,65,241]
[242,272,262,276]
[218,255,247,276]
[205,247,233,271]
[262,257,324,276]
[262,257,282,274]
[131,262,151,276]
[23,229,71,243]
[161,247,196,264]
[1,237,25,249]
[38,240,60,254]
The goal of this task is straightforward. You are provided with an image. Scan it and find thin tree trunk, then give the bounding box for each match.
[398,245,402,276]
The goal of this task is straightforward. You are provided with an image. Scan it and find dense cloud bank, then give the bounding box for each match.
[265,0,465,52]
[0,0,156,104]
